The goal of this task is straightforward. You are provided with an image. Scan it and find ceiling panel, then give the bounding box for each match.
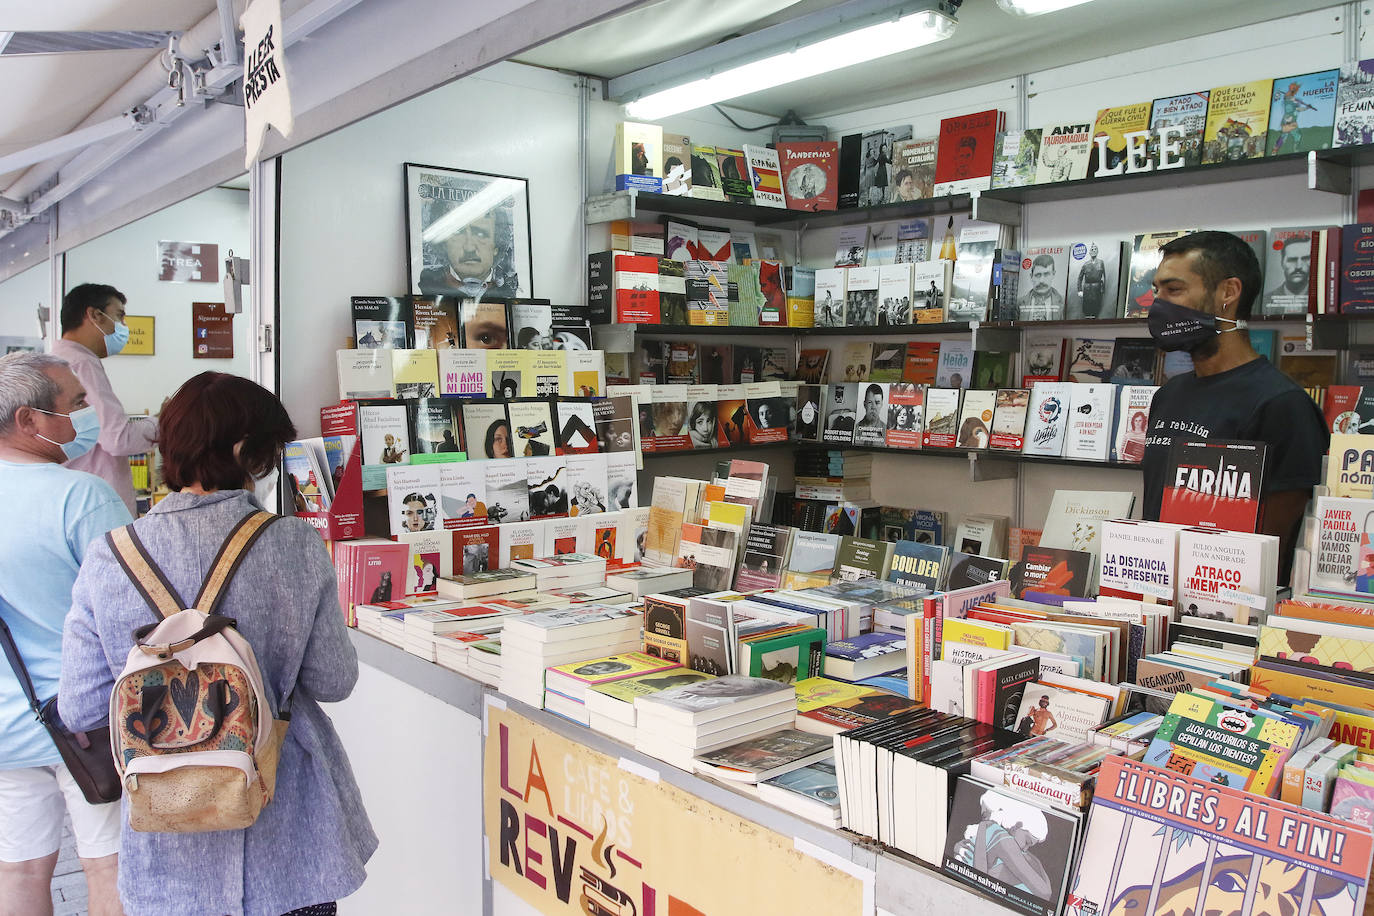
[0,0,213,31]
[519,0,1344,119]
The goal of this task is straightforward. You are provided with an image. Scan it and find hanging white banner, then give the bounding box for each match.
[240,0,294,168]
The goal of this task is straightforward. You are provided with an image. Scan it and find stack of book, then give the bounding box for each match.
[542,651,679,725]
[435,568,536,601]
[498,605,643,707]
[968,736,1116,810]
[757,760,843,826]
[604,565,695,597]
[693,729,833,783]
[432,619,504,677]
[585,669,716,743]
[512,553,608,591]
[632,675,795,770]
[400,603,507,661]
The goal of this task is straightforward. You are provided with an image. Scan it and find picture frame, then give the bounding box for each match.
[404,162,533,301]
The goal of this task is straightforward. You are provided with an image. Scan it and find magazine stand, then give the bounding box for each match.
[298,401,391,540]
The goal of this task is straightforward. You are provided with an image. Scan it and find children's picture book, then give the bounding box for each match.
[1202,78,1273,164]
[1267,69,1339,156]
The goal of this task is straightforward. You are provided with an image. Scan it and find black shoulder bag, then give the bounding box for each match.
[0,615,121,804]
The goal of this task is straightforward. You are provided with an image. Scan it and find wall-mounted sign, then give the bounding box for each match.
[191,302,233,359]
[122,316,155,356]
[158,241,220,282]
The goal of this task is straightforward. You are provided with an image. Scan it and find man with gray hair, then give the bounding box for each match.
[0,352,130,915]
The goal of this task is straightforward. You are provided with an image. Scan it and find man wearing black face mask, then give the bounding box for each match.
[1141,230,1328,585]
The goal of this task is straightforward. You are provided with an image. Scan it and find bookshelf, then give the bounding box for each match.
[584,146,1372,231]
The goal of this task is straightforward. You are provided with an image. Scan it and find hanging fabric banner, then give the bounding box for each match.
[240,0,294,168]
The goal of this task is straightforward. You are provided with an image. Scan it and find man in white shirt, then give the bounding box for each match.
[50,284,160,515]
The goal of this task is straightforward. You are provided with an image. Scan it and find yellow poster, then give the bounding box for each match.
[483,702,868,916]
[122,315,155,355]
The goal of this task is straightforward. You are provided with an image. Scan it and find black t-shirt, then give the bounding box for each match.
[1141,357,1328,520]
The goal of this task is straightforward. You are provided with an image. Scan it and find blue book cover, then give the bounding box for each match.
[825,632,903,662]
[1267,68,1339,155]
[855,672,909,695]
[760,759,839,806]
[886,540,948,593]
[908,509,944,545]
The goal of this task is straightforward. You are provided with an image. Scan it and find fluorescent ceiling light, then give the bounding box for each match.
[622,9,956,121]
[994,0,1096,16]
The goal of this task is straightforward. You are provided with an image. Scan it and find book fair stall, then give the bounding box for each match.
[9,2,1374,915]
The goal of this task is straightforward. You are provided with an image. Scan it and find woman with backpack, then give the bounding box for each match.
[59,372,377,916]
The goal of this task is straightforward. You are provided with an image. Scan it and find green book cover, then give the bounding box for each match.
[728,262,763,327]
[742,627,827,685]
[1141,691,1304,796]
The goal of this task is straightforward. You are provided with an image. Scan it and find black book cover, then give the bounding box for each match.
[1108,337,1157,384]
[989,656,1041,730]
[408,398,463,455]
[838,133,863,210]
[351,296,413,349]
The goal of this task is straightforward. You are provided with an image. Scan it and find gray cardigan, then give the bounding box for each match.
[60,490,377,916]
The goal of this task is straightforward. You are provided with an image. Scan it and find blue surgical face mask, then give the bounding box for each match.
[33,405,101,460]
[94,309,130,356]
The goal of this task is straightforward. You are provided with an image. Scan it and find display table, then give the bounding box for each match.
[332,629,1022,916]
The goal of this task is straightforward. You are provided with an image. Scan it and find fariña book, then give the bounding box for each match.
[1159,439,1266,532]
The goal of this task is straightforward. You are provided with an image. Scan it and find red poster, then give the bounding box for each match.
[192,301,234,359]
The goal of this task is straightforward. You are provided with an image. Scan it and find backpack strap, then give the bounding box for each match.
[194,511,280,616]
[107,525,187,622]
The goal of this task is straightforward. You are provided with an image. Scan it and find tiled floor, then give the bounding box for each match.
[51,817,89,916]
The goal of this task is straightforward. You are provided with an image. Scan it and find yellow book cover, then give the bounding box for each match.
[1202,78,1274,164]
[1329,708,1374,755]
[904,612,924,703]
[486,349,524,399]
[786,296,815,328]
[1324,434,1374,498]
[1259,625,1374,673]
[390,348,439,398]
[1251,665,1374,714]
[547,651,676,684]
[1278,596,1374,629]
[942,618,1011,651]
[781,570,831,590]
[527,350,566,397]
[1091,101,1152,174]
[566,350,605,397]
[794,677,878,712]
[704,500,750,532]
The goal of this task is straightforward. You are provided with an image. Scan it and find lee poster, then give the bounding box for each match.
[483,702,868,916]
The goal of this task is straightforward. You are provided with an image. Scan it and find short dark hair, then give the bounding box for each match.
[160,372,296,492]
[1281,234,1312,254]
[485,419,509,456]
[61,283,126,333]
[1032,254,1056,271]
[865,383,883,400]
[1159,230,1262,319]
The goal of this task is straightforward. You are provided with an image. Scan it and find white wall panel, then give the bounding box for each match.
[62,186,251,416]
[0,262,49,341]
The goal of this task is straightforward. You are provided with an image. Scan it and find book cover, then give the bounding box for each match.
[777,141,838,211]
[437,349,488,398]
[484,457,530,525]
[400,295,452,352]
[1012,682,1110,743]
[1068,756,1371,916]
[885,382,924,449]
[876,264,914,327]
[957,390,996,450]
[852,382,889,447]
[822,383,858,445]
[1309,495,1374,599]
[357,403,410,467]
[888,541,949,594]
[911,260,952,323]
[1011,547,1094,603]
[386,464,442,536]
[1108,338,1156,385]
[688,145,725,200]
[1202,78,1274,164]
[1034,121,1093,183]
[694,728,832,780]
[1065,238,1124,320]
[1021,383,1073,457]
[658,132,692,195]
[1341,223,1374,313]
[715,147,753,203]
[948,226,1000,321]
[923,388,961,448]
[1111,385,1156,464]
[736,524,792,591]
[942,777,1080,916]
[336,349,393,400]
[1148,91,1209,167]
[891,135,939,200]
[1016,246,1070,321]
[989,388,1030,451]
[933,109,1003,196]
[783,531,840,588]
[1124,229,1195,317]
[1159,439,1266,532]
[813,267,847,328]
[351,296,412,348]
[742,143,786,208]
[1041,490,1135,556]
[615,120,662,181]
[1267,69,1338,155]
[390,349,439,398]
[946,553,1009,591]
[1142,691,1303,794]
[1063,383,1113,462]
[1336,58,1374,147]
[936,340,974,389]
[1263,226,1324,316]
[903,341,941,385]
[856,125,912,207]
[438,462,487,528]
[989,129,1041,189]
[1177,527,1274,623]
[1090,101,1152,175]
[1065,337,1115,383]
[835,536,893,582]
[1021,334,1064,386]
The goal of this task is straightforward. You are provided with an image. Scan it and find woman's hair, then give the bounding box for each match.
[160,372,296,491]
[485,420,510,457]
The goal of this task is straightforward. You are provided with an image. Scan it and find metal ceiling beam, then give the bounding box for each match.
[0,113,139,180]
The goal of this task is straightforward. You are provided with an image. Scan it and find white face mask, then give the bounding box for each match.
[252,467,280,509]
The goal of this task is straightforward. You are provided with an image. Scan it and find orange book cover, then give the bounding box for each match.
[1279,598,1374,629]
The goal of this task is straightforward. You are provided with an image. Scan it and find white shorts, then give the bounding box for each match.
[0,763,121,862]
